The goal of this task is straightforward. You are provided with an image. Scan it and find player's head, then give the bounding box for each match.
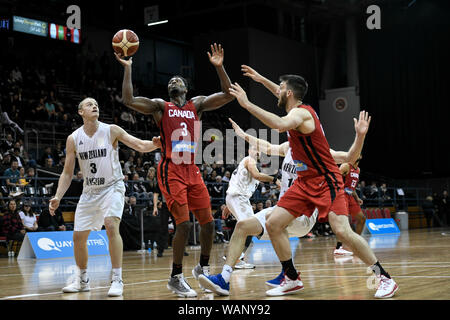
[78,97,99,120]
[277,75,308,110]
[168,75,188,98]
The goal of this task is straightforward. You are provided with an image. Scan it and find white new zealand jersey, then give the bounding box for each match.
[71,122,124,192]
[226,156,259,199]
[280,148,298,198]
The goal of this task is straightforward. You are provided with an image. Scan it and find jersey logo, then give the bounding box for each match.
[171,141,197,153]
[79,141,83,145]
[293,160,308,172]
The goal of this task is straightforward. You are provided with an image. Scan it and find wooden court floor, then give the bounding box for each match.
[0,228,449,300]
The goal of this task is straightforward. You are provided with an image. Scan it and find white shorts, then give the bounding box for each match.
[254,206,318,240]
[226,193,254,221]
[74,182,126,231]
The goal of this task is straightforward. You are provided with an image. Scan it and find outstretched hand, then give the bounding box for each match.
[354,110,371,137]
[207,43,224,67]
[114,52,133,67]
[229,118,246,139]
[241,65,263,83]
[229,83,250,108]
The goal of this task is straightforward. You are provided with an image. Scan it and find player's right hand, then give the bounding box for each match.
[49,197,60,216]
[241,65,263,83]
[114,52,133,67]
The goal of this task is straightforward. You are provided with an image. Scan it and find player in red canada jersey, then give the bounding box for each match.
[115,43,234,297]
[228,71,398,299]
[334,155,366,256]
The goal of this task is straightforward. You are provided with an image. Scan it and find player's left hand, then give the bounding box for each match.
[354,110,371,136]
[358,198,364,206]
[229,83,250,107]
[207,43,224,67]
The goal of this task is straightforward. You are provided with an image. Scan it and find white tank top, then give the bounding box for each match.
[71,122,124,192]
[279,148,298,198]
[226,156,259,198]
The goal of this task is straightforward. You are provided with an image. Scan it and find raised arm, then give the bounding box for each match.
[229,118,289,156]
[49,135,77,215]
[194,43,234,113]
[110,125,161,153]
[330,111,371,164]
[241,65,279,98]
[229,82,311,132]
[114,53,165,115]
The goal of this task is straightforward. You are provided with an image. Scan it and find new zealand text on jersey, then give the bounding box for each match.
[283,162,297,174]
[78,148,107,160]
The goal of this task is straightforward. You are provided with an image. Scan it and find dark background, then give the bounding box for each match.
[1,0,449,184]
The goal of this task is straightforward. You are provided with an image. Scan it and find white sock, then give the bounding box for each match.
[112,268,122,280]
[79,269,88,281]
[221,264,233,283]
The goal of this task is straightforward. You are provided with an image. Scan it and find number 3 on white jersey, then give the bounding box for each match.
[180,122,188,136]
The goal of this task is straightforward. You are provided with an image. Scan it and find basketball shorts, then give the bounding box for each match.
[346,193,362,217]
[74,181,125,231]
[225,193,254,221]
[157,160,211,219]
[254,206,318,240]
[277,177,348,223]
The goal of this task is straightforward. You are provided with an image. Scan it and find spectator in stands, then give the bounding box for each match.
[144,167,158,193]
[130,173,149,202]
[358,180,368,200]
[265,199,272,209]
[368,181,379,199]
[0,133,14,154]
[208,170,217,183]
[11,147,25,168]
[210,175,224,209]
[123,196,139,219]
[1,199,25,241]
[44,158,54,169]
[222,170,231,182]
[18,200,38,232]
[17,167,28,188]
[124,155,134,175]
[33,98,47,121]
[4,160,20,190]
[251,202,256,212]
[255,201,264,213]
[202,169,209,183]
[37,207,67,231]
[53,141,65,164]
[40,146,54,167]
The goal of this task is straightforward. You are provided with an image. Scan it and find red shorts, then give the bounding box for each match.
[277,176,348,223]
[345,193,362,217]
[157,159,212,224]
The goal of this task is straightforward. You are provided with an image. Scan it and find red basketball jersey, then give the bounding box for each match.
[158,100,201,164]
[344,165,360,194]
[286,104,343,197]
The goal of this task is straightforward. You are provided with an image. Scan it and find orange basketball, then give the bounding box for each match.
[112,29,139,57]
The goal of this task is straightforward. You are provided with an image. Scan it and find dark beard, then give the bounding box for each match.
[277,96,287,110]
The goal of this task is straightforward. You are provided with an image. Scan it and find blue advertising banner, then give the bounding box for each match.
[365,218,400,235]
[18,231,109,259]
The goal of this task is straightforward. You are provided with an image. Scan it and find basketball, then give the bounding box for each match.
[112,29,139,57]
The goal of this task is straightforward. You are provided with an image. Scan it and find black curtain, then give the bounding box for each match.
[357,0,450,179]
